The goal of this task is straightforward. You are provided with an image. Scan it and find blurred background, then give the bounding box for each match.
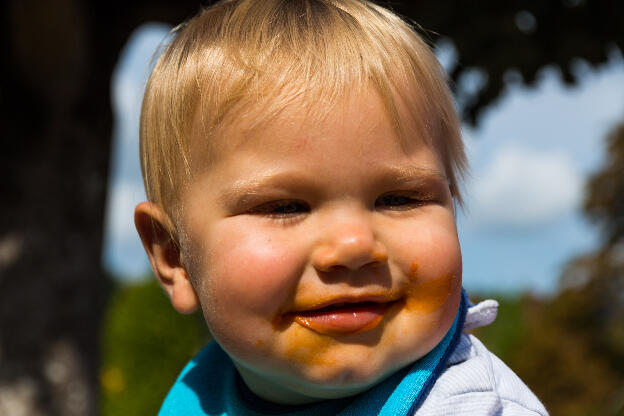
[2,0,623,415]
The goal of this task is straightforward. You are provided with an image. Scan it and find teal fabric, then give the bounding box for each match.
[159,294,465,416]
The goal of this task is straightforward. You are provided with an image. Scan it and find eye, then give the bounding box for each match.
[375,193,426,211]
[251,200,310,218]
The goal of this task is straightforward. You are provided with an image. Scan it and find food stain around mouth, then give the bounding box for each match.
[293,304,386,336]
[404,262,454,312]
[270,303,393,367]
[274,302,389,336]
[282,324,338,367]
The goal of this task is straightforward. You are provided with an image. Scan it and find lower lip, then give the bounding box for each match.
[293,302,391,335]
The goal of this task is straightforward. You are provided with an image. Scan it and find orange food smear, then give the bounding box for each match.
[405,262,454,312]
[280,325,338,367]
[371,250,388,262]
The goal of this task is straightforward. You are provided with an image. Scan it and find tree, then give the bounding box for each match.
[1,0,622,414]
[491,122,624,415]
[392,0,624,124]
[0,1,198,414]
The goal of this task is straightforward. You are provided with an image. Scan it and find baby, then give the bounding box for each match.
[134,0,548,414]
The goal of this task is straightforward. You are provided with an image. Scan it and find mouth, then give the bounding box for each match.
[290,298,399,336]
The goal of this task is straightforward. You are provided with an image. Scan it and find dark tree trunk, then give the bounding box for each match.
[0,0,196,414]
[1,0,111,414]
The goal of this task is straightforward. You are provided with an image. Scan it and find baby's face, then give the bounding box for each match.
[179,89,462,404]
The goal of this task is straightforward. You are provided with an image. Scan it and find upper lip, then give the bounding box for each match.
[292,294,402,313]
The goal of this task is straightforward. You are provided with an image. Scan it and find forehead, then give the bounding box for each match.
[182,88,450,219]
[189,84,440,174]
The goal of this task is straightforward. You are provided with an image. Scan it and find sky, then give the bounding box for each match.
[102,23,624,295]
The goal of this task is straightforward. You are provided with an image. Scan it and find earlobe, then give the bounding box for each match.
[134,202,200,314]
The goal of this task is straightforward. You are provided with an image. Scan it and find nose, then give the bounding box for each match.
[311,215,388,272]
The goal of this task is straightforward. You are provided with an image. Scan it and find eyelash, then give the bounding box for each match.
[250,200,311,224]
[248,191,433,226]
[374,193,428,210]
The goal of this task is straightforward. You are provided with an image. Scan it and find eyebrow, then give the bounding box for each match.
[218,165,449,207]
[217,171,317,207]
[382,165,448,184]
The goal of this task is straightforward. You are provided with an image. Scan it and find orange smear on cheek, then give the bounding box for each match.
[404,263,455,312]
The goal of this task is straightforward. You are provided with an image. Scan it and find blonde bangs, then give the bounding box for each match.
[140,0,467,218]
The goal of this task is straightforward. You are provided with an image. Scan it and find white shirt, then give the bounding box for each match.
[413,300,549,415]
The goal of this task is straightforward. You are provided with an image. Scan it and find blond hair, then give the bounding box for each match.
[140,0,467,220]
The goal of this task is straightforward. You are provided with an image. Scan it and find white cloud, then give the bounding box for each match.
[106,182,146,241]
[112,72,142,120]
[467,146,583,229]
[111,22,172,118]
[102,180,149,278]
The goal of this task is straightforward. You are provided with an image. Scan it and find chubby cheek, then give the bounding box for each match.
[215,225,301,306]
[375,220,462,363]
[196,224,304,351]
[395,219,462,320]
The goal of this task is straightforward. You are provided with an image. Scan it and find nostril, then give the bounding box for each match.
[317,263,349,273]
[312,243,388,272]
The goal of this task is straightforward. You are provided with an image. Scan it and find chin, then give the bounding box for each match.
[291,375,383,401]
[295,356,399,395]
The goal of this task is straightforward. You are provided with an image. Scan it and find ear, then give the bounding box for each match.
[134,202,199,314]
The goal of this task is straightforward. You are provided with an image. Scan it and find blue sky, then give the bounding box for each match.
[102,23,624,295]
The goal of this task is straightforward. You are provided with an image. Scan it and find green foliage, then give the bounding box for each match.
[99,278,209,416]
[584,122,624,246]
[470,294,526,364]
[508,294,623,416]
